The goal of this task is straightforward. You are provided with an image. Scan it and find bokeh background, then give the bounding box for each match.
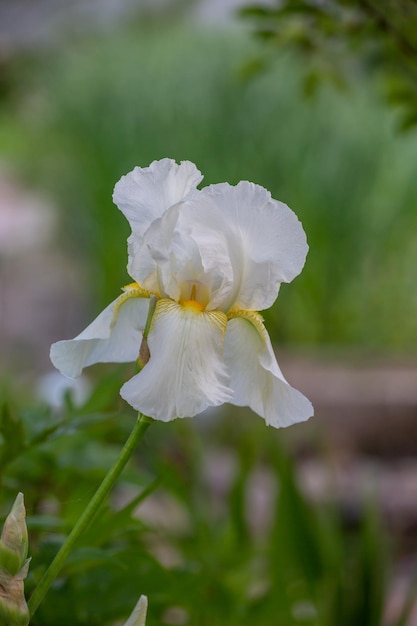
[1,1,417,624]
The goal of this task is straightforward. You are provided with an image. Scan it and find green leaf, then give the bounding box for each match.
[26,516,66,532]
[0,404,26,468]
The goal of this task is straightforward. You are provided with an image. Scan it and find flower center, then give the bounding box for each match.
[179,283,208,312]
[182,299,205,313]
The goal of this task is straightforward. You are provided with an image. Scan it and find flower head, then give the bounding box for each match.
[51,159,313,427]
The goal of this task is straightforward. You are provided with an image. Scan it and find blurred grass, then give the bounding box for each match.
[2,23,417,353]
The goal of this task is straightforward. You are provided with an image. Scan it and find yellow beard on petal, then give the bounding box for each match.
[122,282,153,296]
[182,299,205,313]
[156,299,228,333]
[111,283,154,326]
[227,307,268,340]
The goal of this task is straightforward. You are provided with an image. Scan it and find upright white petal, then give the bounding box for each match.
[129,202,232,306]
[176,182,308,311]
[120,300,232,421]
[224,316,313,428]
[50,296,149,378]
[113,159,203,243]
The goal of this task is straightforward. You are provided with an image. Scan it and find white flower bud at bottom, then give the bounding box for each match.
[124,595,148,626]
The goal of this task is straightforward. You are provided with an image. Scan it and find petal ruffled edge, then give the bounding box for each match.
[120,299,232,421]
[224,315,313,428]
[178,181,308,312]
[50,294,149,378]
[113,158,203,243]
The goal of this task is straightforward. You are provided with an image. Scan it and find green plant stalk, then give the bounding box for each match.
[28,412,152,618]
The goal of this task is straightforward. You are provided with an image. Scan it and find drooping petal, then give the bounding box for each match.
[50,295,149,378]
[175,181,308,312]
[224,315,313,428]
[120,299,232,421]
[113,159,203,244]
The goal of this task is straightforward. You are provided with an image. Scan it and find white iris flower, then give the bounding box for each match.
[50,159,313,427]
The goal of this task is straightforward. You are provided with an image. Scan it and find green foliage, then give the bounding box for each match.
[1,387,416,624]
[239,0,417,128]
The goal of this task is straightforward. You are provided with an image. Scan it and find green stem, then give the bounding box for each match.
[143,294,158,339]
[28,413,152,618]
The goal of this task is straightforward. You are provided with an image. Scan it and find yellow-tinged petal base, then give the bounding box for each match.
[157,298,227,331]
[227,308,267,341]
[112,283,154,325]
[122,282,153,298]
[182,299,205,313]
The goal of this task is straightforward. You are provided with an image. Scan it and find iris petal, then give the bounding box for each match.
[120,299,232,420]
[224,316,313,427]
[176,181,308,311]
[113,158,203,244]
[50,296,149,378]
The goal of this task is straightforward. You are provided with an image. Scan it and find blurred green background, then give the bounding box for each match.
[1,1,417,624]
